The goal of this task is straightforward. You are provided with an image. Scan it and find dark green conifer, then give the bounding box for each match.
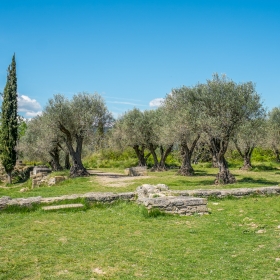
[0,54,18,183]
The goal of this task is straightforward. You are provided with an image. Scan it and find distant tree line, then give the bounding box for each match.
[1,56,279,185]
[110,74,269,184]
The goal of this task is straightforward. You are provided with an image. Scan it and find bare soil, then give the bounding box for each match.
[88,170,151,187]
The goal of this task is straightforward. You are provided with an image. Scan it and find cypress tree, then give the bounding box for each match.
[0,54,18,183]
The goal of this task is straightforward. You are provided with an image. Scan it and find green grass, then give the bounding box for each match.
[0,163,280,279]
[0,197,279,279]
[1,164,280,199]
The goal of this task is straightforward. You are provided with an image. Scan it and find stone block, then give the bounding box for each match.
[126,166,147,176]
[136,184,208,216]
[33,166,51,175]
[48,176,66,186]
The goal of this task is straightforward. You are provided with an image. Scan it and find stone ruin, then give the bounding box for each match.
[124,166,148,176]
[0,185,280,213]
[136,184,208,216]
[30,166,66,188]
[0,161,32,183]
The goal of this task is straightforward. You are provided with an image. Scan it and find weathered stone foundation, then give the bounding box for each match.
[0,186,279,212]
[136,184,208,216]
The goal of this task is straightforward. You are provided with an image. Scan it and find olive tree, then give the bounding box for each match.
[18,115,65,171]
[233,117,266,170]
[110,108,173,169]
[198,74,264,184]
[163,86,201,175]
[266,107,280,161]
[44,93,113,177]
[143,108,174,170]
[110,108,150,166]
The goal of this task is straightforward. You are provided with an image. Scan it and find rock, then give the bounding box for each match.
[48,176,66,186]
[42,204,84,210]
[33,166,51,175]
[136,184,171,200]
[20,187,29,193]
[0,196,41,209]
[125,166,147,176]
[136,184,208,216]
[0,196,12,210]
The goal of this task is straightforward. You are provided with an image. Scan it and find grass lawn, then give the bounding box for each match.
[0,163,280,199]
[0,196,280,279]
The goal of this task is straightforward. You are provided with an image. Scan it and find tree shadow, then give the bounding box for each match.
[238,176,279,185]
[170,179,215,187]
[193,170,217,176]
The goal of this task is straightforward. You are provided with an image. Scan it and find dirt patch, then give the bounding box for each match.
[88,170,151,187]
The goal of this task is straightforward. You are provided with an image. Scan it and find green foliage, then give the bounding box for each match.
[11,166,32,183]
[0,54,18,179]
[83,148,139,168]
[140,206,169,218]
[251,147,274,162]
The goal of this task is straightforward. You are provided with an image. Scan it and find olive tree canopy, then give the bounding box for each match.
[18,115,66,171]
[267,107,280,162]
[233,117,266,170]
[163,85,201,175]
[44,92,113,177]
[198,74,264,184]
[110,108,150,166]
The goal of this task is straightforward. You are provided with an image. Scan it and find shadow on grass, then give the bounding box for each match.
[169,179,215,187]
[238,177,279,185]
[193,170,217,176]
[251,165,278,171]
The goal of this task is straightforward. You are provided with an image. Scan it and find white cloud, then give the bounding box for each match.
[17,95,42,117]
[25,111,42,117]
[149,98,164,107]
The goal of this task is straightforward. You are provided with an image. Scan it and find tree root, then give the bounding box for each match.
[70,167,89,177]
[215,170,236,184]
[150,166,168,172]
[239,164,253,170]
[177,166,194,176]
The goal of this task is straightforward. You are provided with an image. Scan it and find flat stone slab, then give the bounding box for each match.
[136,184,208,215]
[140,196,208,216]
[33,167,51,175]
[42,204,84,210]
[171,186,280,198]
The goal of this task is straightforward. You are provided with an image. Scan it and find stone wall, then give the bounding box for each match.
[0,186,279,213]
[171,186,280,198]
[30,166,66,188]
[0,161,32,183]
[0,192,135,210]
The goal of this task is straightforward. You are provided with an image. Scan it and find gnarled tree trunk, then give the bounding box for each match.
[49,147,63,171]
[178,135,200,176]
[209,146,219,168]
[133,145,147,166]
[149,143,159,170]
[64,152,71,170]
[150,144,173,171]
[234,141,254,170]
[159,144,173,170]
[211,137,236,184]
[59,122,89,177]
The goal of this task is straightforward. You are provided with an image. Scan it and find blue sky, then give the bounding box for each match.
[0,0,279,118]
